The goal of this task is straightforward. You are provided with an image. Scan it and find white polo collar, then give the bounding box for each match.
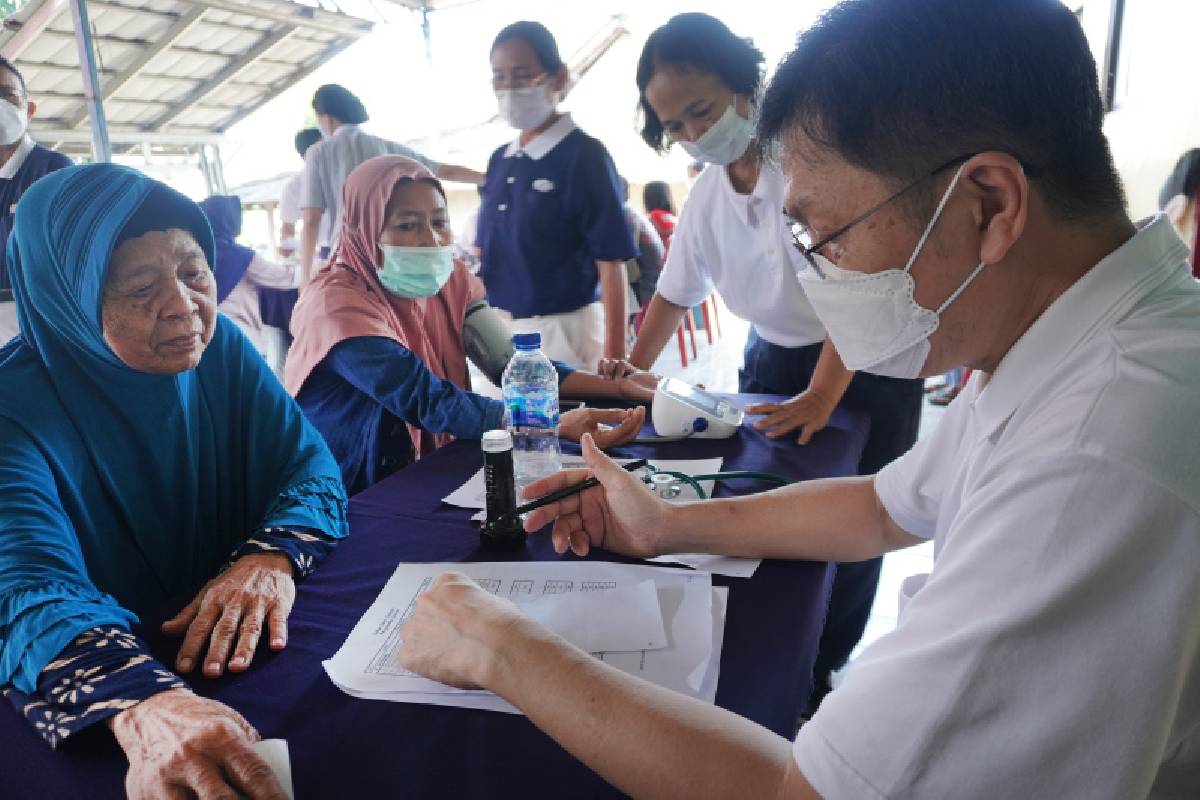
[332,123,359,139]
[503,113,576,161]
[972,214,1190,436]
[0,134,34,180]
[718,159,777,228]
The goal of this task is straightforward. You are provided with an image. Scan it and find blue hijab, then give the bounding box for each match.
[197,195,256,302]
[0,164,348,693]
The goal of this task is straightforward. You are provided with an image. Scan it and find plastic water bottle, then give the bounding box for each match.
[501,332,562,498]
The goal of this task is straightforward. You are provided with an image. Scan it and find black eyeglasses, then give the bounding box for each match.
[784,154,1042,277]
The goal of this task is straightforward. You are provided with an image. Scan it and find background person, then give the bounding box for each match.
[477,21,636,369]
[298,83,485,281]
[1158,147,1200,275]
[0,164,348,799]
[198,195,302,368]
[618,175,666,310]
[278,127,324,258]
[0,55,72,343]
[643,179,678,253]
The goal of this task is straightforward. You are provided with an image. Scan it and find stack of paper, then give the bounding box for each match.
[324,562,728,714]
[441,456,763,578]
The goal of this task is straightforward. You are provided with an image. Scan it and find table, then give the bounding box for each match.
[0,395,867,799]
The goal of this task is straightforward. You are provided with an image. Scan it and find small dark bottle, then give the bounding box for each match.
[480,429,525,551]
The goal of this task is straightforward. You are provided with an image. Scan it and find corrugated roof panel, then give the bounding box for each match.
[2,0,373,154]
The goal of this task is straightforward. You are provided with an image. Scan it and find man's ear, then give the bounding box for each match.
[25,98,36,122]
[965,152,1029,265]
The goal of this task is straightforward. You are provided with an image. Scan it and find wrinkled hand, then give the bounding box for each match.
[523,433,668,558]
[397,572,524,690]
[110,688,286,800]
[746,388,837,445]
[162,553,295,678]
[559,405,646,449]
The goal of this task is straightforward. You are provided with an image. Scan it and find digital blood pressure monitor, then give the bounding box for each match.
[651,377,744,439]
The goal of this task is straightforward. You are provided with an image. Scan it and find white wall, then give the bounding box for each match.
[1080,0,1200,219]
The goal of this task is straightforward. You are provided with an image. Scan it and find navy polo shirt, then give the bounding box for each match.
[477,114,636,318]
[0,141,73,297]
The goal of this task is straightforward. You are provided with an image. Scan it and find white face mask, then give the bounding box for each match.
[496,79,555,131]
[796,163,986,379]
[0,98,28,146]
[678,99,756,166]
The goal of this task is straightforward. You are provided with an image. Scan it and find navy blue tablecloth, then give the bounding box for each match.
[0,395,867,799]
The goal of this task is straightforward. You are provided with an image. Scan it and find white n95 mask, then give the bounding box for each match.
[797,162,986,379]
[679,99,756,166]
[496,81,554,131]
[0,99,28,146]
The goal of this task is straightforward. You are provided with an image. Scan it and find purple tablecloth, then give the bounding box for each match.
[0,395,867,799]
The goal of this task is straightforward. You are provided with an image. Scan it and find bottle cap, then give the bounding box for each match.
[512,331,541,349]
[481,429,513,453]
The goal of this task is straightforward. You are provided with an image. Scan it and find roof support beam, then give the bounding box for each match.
[65,5,207,129]
[174,0,370,38]
[144,23,296,131]
[212,34,357,132]
[68,0,111,161]
[1,0,68,60]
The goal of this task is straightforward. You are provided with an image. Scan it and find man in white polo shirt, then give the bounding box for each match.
[391,1,1199,797]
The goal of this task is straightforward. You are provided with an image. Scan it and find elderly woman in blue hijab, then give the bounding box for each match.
[0,164,348,799]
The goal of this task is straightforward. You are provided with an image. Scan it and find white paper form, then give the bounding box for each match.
[250,739,294,800]
[324,562,720,714]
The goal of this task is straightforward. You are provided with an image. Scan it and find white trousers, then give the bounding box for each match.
[497,301,605,371]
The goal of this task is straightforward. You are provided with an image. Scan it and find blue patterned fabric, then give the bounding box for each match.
[0,164,349,696]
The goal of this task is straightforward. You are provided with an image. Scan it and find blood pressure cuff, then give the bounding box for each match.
[463,299,516,386]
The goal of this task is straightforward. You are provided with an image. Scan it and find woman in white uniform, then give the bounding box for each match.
[615,13,925,714]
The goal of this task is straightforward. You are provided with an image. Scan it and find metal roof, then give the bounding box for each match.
[0,0,374,157]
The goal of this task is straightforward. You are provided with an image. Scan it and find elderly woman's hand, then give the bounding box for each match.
[162,552,295,678]
[109,688,286,800]
[559,405,645,449]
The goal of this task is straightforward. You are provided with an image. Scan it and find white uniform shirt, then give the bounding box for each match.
[218,253,301,355]
[793,215,1200,799]
[301,124,439,250]
[655,162,826,348]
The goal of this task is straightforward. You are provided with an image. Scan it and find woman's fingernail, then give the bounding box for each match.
[206,661,220,674]
[230,656,245,667]
[272,638,285,648]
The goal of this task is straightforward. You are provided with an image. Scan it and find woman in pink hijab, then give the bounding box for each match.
[285,155,654,494]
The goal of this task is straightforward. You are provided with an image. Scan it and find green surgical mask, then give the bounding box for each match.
[377,243,455,298]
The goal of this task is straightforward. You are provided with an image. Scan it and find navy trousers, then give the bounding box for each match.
[739,329,924,712]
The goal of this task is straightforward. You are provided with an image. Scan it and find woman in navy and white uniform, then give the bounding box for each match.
[476,21,637,371]
[611,13,925,715]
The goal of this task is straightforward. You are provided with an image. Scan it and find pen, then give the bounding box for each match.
[510,458,649,518]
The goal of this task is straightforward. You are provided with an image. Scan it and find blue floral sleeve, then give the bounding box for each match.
[230,525,339,579]
[2,626,186,747]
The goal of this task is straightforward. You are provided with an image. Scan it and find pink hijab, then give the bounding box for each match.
[284,155,485,457]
